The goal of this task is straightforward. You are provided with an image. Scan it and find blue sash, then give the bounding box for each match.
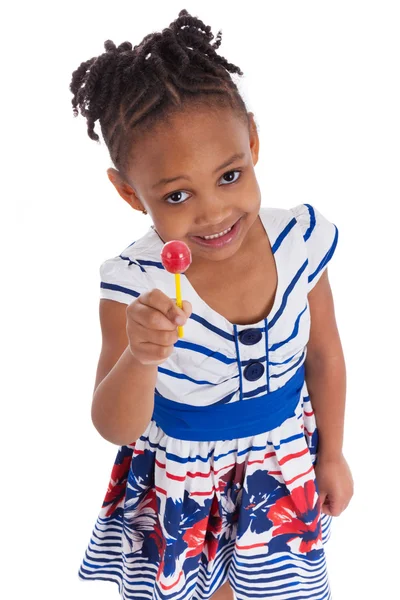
[152,365,305,441]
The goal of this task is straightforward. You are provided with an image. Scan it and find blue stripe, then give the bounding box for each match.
[119,254,146,272]
[270,305,308,351]
[137,259,164,269]
[155,382,239,404]
[233,324,244,402]
[308,225,339,284]
[241,355,267,366]
[270,351,305,378]
[135,432,305,463]
[244,578,329,598]
[118,257,164,269]
[269,349,303,366]
[231,570,328,592]
[303,203,316,241]
[100,282,140,297]
[213,390,238,405]
[269,430,305,449]
[271,218,297,253]
[190,312,235,341]
[152,365,304,441]
[265,318,270,392]
[174,340,236,364]
[243,384,268,398]
[233,551,326,568]
[268,260,308,329]
[157,366,237,386]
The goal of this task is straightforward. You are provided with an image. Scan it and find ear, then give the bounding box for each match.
[247,112,260,166]
[106,168,146,213]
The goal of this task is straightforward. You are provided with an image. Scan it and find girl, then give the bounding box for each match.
[71,8,354,600]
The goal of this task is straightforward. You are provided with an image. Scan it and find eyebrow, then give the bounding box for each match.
[152,152,246,189]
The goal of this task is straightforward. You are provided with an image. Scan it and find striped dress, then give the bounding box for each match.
[78,203,339,600]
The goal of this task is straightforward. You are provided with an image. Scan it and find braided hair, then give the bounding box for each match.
[70,9,250,181]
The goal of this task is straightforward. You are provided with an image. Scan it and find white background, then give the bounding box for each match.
[2,1,399,598]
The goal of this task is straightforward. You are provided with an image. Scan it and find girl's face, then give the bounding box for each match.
[108,106,261,267]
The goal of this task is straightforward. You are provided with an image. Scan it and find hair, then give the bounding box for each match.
[70,8,251,181]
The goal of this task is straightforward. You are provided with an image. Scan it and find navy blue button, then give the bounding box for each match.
[243,361,265,381]
[239,328,262,345]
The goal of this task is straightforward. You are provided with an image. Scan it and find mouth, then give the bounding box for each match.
[190,217,242,248]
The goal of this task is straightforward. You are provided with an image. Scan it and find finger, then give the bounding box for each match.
[139,289,188,327]
[318,491,328,509]
[329,499,344,517]
[132,320,179,346]
[136,341,174,365]
[129,302,177,331]
[133,300,187,332]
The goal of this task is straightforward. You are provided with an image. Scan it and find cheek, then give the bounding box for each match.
[248,183,261,209]
[239,181,261,209]
[240,173,259,194]
[152,211,190,240]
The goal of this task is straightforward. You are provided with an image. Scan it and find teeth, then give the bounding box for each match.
[201,226,232,240]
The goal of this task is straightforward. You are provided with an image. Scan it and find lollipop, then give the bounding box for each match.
[161,240,192,338]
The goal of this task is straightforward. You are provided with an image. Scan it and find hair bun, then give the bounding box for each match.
[169,8,222,51]
[104,40,134,55]
[70,7,246,165]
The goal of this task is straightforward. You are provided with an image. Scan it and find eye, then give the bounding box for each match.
[164,169,242,205]
[220,169,242,185]
[165,190,190,205]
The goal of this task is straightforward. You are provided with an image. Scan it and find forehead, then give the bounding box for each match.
[127,107,249,187]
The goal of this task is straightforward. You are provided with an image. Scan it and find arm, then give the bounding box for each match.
[305,269,346,459]
[91,299,157,446]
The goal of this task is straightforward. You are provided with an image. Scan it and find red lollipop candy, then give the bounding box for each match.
[161,240,192,274]
[161,241,192,338]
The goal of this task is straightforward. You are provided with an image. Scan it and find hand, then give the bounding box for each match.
[126,289,192,366]
[314,452,354,517]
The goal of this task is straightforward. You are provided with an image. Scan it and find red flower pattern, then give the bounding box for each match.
[267,479,322,553]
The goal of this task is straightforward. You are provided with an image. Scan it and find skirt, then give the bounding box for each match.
[77,383,333,600]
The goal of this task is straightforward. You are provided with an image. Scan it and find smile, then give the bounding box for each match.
[200,226,233,240]
[190,217,242,249]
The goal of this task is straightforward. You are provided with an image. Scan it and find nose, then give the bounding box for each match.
[194,194,233,228]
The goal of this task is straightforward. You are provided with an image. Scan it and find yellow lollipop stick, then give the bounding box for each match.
[175,273,184,338]
[161,241,192,339]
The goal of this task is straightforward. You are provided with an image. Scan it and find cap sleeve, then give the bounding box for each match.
[290,203,339,292]
[99,255,150,305]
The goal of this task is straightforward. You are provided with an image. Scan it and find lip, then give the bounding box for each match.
[190,217,242,249]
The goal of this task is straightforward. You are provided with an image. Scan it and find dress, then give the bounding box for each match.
[78,203,339,600]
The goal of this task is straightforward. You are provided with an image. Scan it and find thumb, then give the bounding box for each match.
[165,301,187,326]
[169,299,192,324]
[319,492,331,515]
[182,300,192,319]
